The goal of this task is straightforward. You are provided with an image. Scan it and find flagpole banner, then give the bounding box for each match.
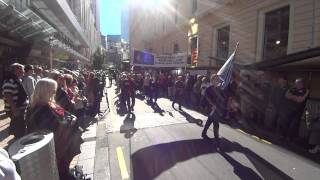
[132,50,187,67]
[217,51,236,90]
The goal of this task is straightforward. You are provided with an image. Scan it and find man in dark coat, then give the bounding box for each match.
[202,74,228,144]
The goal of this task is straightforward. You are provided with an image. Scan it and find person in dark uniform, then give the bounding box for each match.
[122,75,135,113]
[201,74,228,143]
[172,76,185,110]
[283,78,309,141]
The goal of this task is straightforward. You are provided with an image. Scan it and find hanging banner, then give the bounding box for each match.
[132,50,187,67]
[132,50,155,65]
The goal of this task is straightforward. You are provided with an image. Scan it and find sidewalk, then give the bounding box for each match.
[71,90,110,179]
[0,99,14,149]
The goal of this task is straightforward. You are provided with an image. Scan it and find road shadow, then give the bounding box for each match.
[178,110,203,127]
[131,138,293,180]
[120,113,137,139]
[147,102,164,116]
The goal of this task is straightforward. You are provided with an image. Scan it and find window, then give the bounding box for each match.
[173,43,179,53]
[263,6,290,61]
[216,25,230,59]
[192,0,197,14]
[174,4,178,24]
[162,17,165,32]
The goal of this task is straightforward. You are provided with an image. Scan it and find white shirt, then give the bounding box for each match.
[0,148,21,180]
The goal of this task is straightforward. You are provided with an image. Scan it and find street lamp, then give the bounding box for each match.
[49,36,54,70]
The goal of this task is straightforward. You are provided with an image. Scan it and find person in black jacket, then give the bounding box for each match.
[201,74,228,144]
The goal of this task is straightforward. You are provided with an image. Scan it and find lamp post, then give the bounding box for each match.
[49,36,54,70]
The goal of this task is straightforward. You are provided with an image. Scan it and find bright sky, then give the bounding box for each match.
[100,0,127,36]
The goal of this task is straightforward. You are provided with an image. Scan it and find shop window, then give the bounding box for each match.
[216,25,230,59]
[263,6,290,61]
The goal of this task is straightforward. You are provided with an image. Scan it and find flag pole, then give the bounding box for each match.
[234,42,240,54]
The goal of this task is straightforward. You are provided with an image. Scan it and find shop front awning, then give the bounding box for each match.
[244,47,320,72]
[51,39,90,62]
[0,0,56,41]
[30,0,89,47]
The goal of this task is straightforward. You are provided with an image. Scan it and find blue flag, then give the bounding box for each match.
[217,50,236,90]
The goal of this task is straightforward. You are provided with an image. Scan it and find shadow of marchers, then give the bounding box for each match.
[131,138,293,180]
[220,151,263,180]
[178,110,203,127]
[120,113,137,139]
[149,103,164,116]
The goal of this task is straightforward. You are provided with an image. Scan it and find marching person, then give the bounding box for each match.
[172,76,185,111]
[122,74,135,113]
[201,74,228,144]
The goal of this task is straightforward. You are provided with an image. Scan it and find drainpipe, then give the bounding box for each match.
[311,0,316,48]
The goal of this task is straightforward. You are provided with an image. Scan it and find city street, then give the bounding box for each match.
[91,83,320,180]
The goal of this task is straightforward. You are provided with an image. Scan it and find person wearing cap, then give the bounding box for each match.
[2,63,28,139]
[201,74,228,144]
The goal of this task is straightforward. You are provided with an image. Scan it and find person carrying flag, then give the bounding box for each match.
[202,43,239,144]
[201,74,227,143]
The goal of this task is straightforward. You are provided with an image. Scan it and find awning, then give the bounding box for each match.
[244,47,320,71]
[30,0,89,47]
[51,39,90,62]
[0,0,56,41]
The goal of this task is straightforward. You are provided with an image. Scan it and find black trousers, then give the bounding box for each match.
[172,95,182,109]
[124,94,135,111]
[202,113,222,139]
[8,108,26,139]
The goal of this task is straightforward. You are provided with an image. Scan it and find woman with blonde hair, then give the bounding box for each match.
[27,78,83,180]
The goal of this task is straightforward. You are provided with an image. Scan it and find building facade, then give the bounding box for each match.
[0,0,101,72]
[106,35,122,68]
[129,0,320,98]
[121,4,129,42]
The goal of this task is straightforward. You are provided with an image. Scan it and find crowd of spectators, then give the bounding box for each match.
[114,69,319,154]
[1,63,107,179]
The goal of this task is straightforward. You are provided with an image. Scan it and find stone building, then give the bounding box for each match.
[129,0,320,98]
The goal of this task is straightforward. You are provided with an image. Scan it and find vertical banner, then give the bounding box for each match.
[190,36,198,66]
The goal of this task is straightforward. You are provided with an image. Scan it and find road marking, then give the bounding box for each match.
[116,146,129,179]
[260,139,272,145]
[236,129,272,145]
[237,129,249,135]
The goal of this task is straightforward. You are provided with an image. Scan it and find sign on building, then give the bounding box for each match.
[132,50,187,67]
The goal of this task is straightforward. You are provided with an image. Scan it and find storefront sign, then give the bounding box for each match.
[132,50,187,67]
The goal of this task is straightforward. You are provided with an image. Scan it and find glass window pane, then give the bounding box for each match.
[216,25,230,59]
[263,6,290,61]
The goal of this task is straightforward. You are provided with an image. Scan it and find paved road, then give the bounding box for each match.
[95,84,320,180]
